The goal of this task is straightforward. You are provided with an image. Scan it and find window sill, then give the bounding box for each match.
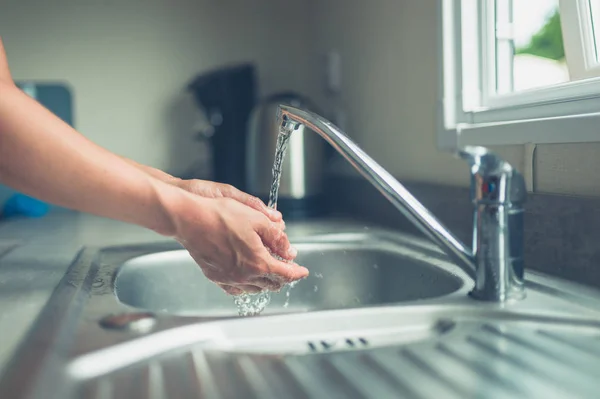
[439,111,600,148]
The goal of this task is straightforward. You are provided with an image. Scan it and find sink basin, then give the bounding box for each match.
[114,232,469,317]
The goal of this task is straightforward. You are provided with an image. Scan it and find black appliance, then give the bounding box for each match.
[187,63,256,191]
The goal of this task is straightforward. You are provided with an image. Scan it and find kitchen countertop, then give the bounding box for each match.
[0,209,168,376]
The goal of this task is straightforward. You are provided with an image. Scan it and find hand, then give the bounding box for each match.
[173,196,309,295]
[174,179,282,224]
[116,158,282,225]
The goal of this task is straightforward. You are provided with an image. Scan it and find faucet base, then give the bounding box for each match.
[469,286,526,302]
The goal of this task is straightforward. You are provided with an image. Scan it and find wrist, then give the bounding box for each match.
[144,179,187,237]
[150,180,213,238]
[120,155,181,185]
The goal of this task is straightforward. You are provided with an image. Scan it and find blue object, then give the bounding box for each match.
[2,194,50,218]
[0,81,73,220]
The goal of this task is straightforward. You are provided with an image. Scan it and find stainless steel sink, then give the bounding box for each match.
[6,222,600,399]
[114,231,470,317]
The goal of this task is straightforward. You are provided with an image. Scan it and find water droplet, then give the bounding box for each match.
[373,264,379,269]
[315,273,324,279]
[314,285,319,292]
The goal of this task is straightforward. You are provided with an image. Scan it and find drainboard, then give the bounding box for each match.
[197,313,458,355]
[68,308,600,399]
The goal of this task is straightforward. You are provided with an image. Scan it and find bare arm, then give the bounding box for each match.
[0,38,307,291]
[0,38,173,232]
[1,88,179,236]
[0,39,10,84]
[117,155,282,221]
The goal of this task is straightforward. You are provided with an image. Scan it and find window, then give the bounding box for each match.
[439,0,600,148]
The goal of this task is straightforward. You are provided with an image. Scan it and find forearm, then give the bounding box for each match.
[118,155,181,184]
[0,81,179,235]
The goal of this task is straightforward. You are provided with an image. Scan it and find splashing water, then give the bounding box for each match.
[282,280,299,308]
[234,130,295,317]
[267,130,293,208]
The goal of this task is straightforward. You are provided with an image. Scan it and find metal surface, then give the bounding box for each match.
[461,146,527,301]
[99,313,157,333]
[277,105,526,302]
[3,223,600,399]
[246,93,326,199]
[115,232,468,317]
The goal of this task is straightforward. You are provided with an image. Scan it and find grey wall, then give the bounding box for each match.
[0,0,316,175]
[311,0,600,197]
[3,0,599,197]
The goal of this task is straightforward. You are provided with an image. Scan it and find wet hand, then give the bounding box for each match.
[173,179,282,224]
[173,196,308,295]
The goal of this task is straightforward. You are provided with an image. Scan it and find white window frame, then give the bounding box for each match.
[561,0,600,80]
[438,0,600,150]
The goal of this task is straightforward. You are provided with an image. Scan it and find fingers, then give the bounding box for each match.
[218,283,264,295]
[264,256,309,282]
[175,180,282,222]
[218,284,244,296]
[255,222,297,261]
[247,276,286,292]
[275,220,286,231]
[219,184,282,222]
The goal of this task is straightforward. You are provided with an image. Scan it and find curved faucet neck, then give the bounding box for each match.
[277,105,526,302]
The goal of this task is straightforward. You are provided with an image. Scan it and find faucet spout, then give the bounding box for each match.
[277,105,526,302]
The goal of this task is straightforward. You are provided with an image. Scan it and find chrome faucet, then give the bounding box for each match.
[277,105,526,302]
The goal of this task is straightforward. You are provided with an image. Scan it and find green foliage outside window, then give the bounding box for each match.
[516,9,565,61]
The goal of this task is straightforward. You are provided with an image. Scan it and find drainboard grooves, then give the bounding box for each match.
[328,353,408,399]
[250,356,309,399]
[318,356,368,399]
[469,330,597,398]
[206,352,256,399]
[436,341,559,398]
[110,364,163,399]
[507,329,600,377]
[234,356,289,399]
[462,337,573,399]
[537,330,600,357]
[483,324,600,376]
[80,378,111,399]
[160,353,201,399]
[284,357,347,399]
[145,363,165,399]
[435,343,522,397]
[362,351,457,399]
[400,349,476,398]
[189,351,220,398]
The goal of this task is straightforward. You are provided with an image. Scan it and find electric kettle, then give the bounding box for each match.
[246,92,328,219]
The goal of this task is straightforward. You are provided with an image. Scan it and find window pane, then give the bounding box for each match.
[590,0,600,62]
[513,0,569,91]
[500,0,570,93]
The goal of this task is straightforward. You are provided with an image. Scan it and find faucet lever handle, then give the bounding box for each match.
[458,146,526,206]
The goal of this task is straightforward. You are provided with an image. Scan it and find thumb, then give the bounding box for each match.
[264,256,309,282]
[219,185,282,222]
[255,221,297,261]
